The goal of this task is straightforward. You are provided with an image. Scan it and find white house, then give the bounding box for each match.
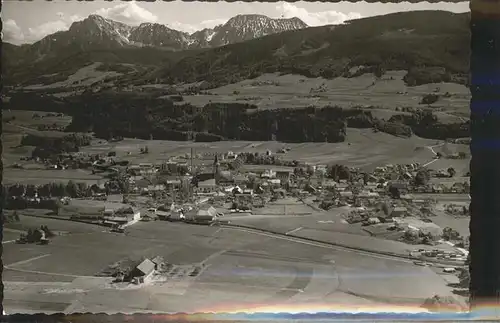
[134,258,156,284]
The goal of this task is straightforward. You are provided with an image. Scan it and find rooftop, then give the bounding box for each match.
[136,258,155,276]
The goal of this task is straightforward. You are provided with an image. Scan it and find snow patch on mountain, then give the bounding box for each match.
[31,13,309,53]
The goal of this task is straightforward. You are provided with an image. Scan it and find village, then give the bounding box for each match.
[3,139,472,287]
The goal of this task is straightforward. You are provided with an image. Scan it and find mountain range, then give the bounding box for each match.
[5,14,308,59]
[3,10,470,88]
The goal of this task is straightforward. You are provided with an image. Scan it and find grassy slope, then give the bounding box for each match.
[149,11,469,86]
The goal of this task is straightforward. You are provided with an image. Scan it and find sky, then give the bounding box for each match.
[2,0,469,45]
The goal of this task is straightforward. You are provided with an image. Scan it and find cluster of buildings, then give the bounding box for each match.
[156,203,222,224]
[11,143,471,241]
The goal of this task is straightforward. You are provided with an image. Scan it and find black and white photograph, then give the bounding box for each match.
[1,0,486,317]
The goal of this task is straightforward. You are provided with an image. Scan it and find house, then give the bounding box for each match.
[169,210,185,222]
[389,181,408,190]
[218,171,234,185]
[224,151,238,159]
[365,183,379,192]
[165,179,182,188]
[304,184,317,193]
[197,179,218,193]
[128,165,142,176]
[378,216,395,223]
[140,214,153,222]
[185,206,217,224]
[231,186,243,195]
[391,207,408,217]
[316,165,328,174]
[134,179,151,191]
[233,174,248,186]
[241,189,254,196]
[90,183,106,195]
[131,258,156,284]
[400,194,413,201]
[323,180,337,189]
[261,170,276,179]
[336,182,350,192]
[267,179,281,188]
[147,184,166,192]
[103,215,129,225]
[358,191,379,198]
[129,175,144,182]
[161,161,180,173]
[339,191,353,199]
[138,163,155,174]
[366,217,380,225]
[156,210,171,221]
[276,170,292,183]
[432,185,444,193]
[102,205,118,218]
[403,172,413,180]
[113,206,141,222]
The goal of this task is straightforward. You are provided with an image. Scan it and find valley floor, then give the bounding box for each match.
[4,217,466,314]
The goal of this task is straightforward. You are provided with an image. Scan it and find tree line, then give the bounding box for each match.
[3,181,99,210]
[21,133,93,160]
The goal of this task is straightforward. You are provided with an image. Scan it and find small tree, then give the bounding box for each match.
[13,210,20,222]
[447,167,456,178]
[381,202,390,215]
[66,180,78,198]
[26,229,34,243]
[415,169,430,186]
[420,94,439,105]
[389,186,401,199]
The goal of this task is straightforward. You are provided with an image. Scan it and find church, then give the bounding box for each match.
[192,154,234,187]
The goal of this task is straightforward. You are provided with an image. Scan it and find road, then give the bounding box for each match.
[411,193,470,202]
[422,143,445,168]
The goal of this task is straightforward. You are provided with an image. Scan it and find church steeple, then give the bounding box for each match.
[213,154,221,184]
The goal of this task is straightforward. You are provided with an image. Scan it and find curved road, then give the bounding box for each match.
[422,143,445,168]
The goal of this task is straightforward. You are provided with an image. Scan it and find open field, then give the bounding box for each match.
[3,110,72,129]
[3,230,22,243]
[75,128,441,170]
[430,212,470,238]
[425,157,470,176]
[2,122,466,186]
[3,169,104,185]
[2,103,467,173]
[3,215,465,313]
[223,202,470,256]
[171,71,470,120]
[23,62,124,90]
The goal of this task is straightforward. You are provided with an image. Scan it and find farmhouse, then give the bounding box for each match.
[185,206,218,224]
[130,258,156,285]
[103,205,141,225]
